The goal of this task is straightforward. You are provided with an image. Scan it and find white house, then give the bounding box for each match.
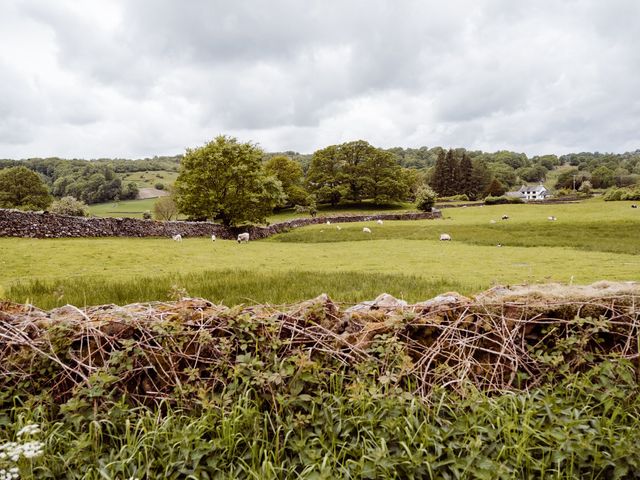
[506,184,549,201]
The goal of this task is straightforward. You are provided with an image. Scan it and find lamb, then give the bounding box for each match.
[172,234,182,242]
[501,215,509,220]
[211,234,216,242]
[237,232,250,243]
[547,216,557,221]
[363,227,372,234]
[439,233,452,241]
[376,219,383,225]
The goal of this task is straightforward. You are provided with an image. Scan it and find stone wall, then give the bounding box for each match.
[0,209,441,240]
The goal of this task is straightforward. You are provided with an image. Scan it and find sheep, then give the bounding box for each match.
[632,204,638,209]
[363,227,372,234]
[172,234,182,242]
[376,219,384,225]
[497,243,502,247]
[336,225,342,230]
[237,232,250,243]
[547,216,557,221]
[439,233,452,241]
[326,220,331,225]
[211,234,216,242]
[501,215,509,220]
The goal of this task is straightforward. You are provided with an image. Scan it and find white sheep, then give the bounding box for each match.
[172,234,182,242]
[326,220,331,225]
[211,234,216,241]
[363,227,372,234]
[439,233,452,241]
[336,225,342,230]
[376,219,383,225]
[547,216,557,221]
[237,232,250,243]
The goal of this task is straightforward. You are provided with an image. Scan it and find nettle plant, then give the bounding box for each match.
[0,424,44,480]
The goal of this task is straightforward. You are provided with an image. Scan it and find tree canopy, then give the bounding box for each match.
[0,166,52,210]
[174,136,284,226]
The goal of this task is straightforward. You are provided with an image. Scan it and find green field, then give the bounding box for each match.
[87,197,159,218]
[2,199,639,309]
[119,169,178,188]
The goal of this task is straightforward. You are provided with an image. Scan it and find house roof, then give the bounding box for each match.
[517,184,547,193]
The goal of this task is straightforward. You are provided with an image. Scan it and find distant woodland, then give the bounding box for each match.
[1,145,640,207]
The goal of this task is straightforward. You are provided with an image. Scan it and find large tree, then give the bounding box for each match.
[430,149,458,197]
[174,136,284,226]
[264,155,308,207]
[306,145,347,206]
[0,166,52,210]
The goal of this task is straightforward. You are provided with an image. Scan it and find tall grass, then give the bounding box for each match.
[6,270,468,309]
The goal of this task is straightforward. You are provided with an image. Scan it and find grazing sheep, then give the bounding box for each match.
[326,220,331,225]
[497,243,502,247]
[439,233,452,241]
[211,234,216,242]
[632,204,638,209]
[237,232,250,243]
[172,234,182,242]
[363,227,372,234]
[336,225,342,230]
[376,219,384,225]
[490,220,497,224]
[548,216,557,221]
[501,215,509,220]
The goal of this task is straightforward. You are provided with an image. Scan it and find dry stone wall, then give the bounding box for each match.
[0,209,441,240]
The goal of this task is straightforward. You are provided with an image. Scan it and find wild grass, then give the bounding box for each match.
[5,270,466,310]
[118,169,178,189]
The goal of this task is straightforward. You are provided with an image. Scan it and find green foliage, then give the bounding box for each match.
[578,179,592,194]
[153,196,178,221]
[307,140,410,206]
[142,210,152,220]
[154,182,164,190]
[264,155,307,207]
[174,135,285,226]
[484,195,524,205]
[49,196,89,216]
[603,186,640,201]
[430,148,458,196]
[590,165,615,189]
[0,166,52,210]
[485,178,506,197]
[415,186,437,212]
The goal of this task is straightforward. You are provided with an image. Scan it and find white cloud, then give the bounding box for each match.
[0,0,639,158]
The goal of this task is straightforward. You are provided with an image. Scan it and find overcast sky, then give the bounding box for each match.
[1,0,639,159]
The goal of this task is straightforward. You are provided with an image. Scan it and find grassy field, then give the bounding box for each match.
[87,197,158,218]
[119,169,178,188]
[2,198,639,309]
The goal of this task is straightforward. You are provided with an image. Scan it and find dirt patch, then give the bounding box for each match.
[137,188,170,199]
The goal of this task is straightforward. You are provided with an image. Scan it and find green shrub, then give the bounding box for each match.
[415,186,437,211]
[142,210,152,219]
[154,182,164,190]
[484,195,524,205]
[603,187,640,201]
[438,194,469,202]
[49,196,89,216]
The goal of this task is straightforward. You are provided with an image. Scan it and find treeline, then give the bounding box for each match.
[0,156,180,204]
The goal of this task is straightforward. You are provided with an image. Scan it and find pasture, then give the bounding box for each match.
[1,199,639,309]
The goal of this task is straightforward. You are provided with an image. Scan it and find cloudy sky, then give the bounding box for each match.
[1,0,639,159]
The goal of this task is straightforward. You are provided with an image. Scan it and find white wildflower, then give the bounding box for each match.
[16,424,40,438]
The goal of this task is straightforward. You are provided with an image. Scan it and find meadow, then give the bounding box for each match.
[1,198,639,309]
[2,198,640,479]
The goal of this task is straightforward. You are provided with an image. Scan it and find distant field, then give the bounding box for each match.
[119,169,178,189]
[2,199,639,309]
[87,198,159,218]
